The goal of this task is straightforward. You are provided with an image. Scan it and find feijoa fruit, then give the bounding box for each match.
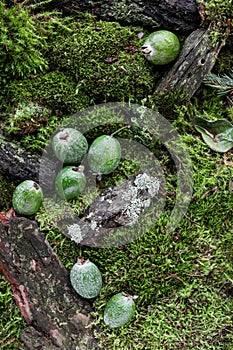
[87,135,121,174]
[104,292,136,328]
[52,127,88,164]
[70,257,102,299]
[55,165,86,200]
[12,180,43,215]
[141,30,180,65]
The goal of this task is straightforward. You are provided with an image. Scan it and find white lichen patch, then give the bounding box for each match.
[121,173,160,225]
[67,223,82,243]
[122,196,144,224]
[90,220,98,231]
[134,172,160,196]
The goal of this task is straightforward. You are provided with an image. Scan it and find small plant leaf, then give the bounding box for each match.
[194,117,233,152]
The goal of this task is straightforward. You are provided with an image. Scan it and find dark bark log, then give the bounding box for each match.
[155,28,223,97]
[0,217,101,350]
[50,0,201,33]
[7,0,201,34]
[0,131,59,191]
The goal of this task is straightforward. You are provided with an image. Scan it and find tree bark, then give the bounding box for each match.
[7,0,201,34]
[0,217,101,350]
[0,131,59,191]
[155,28,223,97]
[54,0,201,33]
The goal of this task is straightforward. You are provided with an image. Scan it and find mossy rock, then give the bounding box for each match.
[43,16,156,103]
[2,16,157,114]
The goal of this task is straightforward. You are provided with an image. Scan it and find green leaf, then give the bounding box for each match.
[194,117,233,152]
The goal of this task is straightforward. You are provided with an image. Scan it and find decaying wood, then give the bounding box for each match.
[155,28,223,97]
[55,169,163,247]
[0,131,59,191]
[21,0,201,34]
[0,217,101,350]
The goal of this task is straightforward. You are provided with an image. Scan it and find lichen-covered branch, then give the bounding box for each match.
[0,218,101,350]
[55,170,164,247]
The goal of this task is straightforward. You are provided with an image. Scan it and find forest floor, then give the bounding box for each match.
[0,3,233,349]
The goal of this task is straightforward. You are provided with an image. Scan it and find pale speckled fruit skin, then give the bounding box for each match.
[52,127,88,164]
[104,293,136,328]
[55,166,86,200]
[12,180,43,215]
[70,260,102,299]
[142,30,180,65]
[87,135,121,174]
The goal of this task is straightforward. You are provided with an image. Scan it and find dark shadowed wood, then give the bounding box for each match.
[0,131,59,191]
[155,29,223,97]
[0,218,101,350]
[5,0,201,33]
[52,0,201,33]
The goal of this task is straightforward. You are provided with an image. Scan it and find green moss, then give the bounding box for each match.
[0,1,48,84]
[6,71,90,114]
[3,16,156,115]
[143,90,190,121]
[197,0,233,44]
[213,47,233,74]
[0,8,233,350]
[0,275,25,350]
[43,15,156,104]
[0,173,15,211]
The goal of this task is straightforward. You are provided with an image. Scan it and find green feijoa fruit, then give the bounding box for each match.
[87,135,121,174]
[104,292,136,328]
[70,257,102,299]
[55,165,86,200]
[52,127,88,164]
[12,180,43,215]
[141,30,180,65]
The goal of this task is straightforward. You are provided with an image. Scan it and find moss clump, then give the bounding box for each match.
[0,1,47,85]
[197,0,233,44]
[6,71,90,114]
[3,15,156,115]
[43,15,156,104]
[144,90,190,121]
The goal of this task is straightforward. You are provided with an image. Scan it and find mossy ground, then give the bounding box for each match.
[0,4,233,350]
